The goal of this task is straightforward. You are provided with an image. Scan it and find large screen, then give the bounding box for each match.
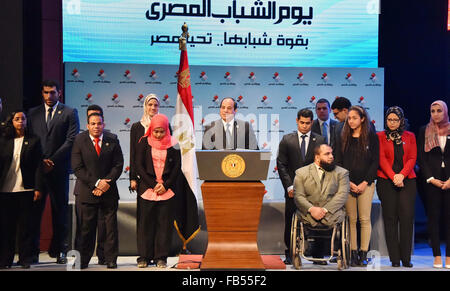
[63,0,379,67]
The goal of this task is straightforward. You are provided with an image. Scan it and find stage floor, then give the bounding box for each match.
[2,243,448,271]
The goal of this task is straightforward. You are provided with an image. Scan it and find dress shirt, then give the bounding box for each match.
[0,137,33,193]
[221,118,235,135]
[44,101,59,122]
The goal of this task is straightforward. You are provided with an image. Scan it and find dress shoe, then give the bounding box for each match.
[313,261,328,265]
[391,262,400,267]
[97,258,106,265]
[358,250,368,267]
[137,261,148,268]
[31,255,39,264]
[107,262,117,269]
[283,256,292,265]
[402,262,413,268]
[56,253,67,264]
[350,250,359,267]
[156,259,167,268]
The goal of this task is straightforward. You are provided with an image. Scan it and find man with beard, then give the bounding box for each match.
[293,144,349,262]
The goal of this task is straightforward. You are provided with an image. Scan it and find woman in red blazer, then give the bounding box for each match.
[376,106,417,268]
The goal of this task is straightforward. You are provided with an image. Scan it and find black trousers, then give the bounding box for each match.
[137,197,174,262]
[425,169,450,257]
[0,191,34,266]
[284,197,296,257]
[74,198,107,261]
[377,178,416,264]
[30,171,69,256]
[76,199,118,266]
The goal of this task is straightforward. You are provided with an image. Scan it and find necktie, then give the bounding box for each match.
[94,137,101,156]
[322,122,328,145]
[46,107,53,129]
[300,134,306,160]
[225,123,233,149]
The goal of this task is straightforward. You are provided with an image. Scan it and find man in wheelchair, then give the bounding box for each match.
[293,144,349,265]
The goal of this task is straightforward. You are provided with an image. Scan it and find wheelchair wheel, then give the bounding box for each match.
[290,213,302,269]
[341,217,351,269]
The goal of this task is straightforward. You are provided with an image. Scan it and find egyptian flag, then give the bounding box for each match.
[173,48,200,251]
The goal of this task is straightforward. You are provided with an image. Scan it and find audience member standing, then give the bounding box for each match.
[377,106,416,268]
[135,114,181,268]
[335,105,379,267]
[417,100,450,269]
[0,111,43,269]
[28,80,80,264]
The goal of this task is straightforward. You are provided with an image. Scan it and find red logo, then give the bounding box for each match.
[249,72,256,80]
[224,72,231,80]
[124,69,131,79]
[124,118,131,125]
[71,68,80,78]
[150,70,158,79]
[273,72,280,81]
[212,95,219,103]
[98,69,106,79]
[285,96,293,104]
[200,71,208,80]
[137,94,144,102]
[85,93,93,101]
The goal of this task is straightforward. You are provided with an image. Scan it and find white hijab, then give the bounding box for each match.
[140,94,159,133]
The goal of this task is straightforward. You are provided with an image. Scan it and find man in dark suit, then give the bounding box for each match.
[312,98,339,150]
[202,97,258,150]
[71,112,123,269]
[28,80,80,264]
[277,108,326,264]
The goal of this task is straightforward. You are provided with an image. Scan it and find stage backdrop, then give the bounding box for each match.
[65,62,384,202]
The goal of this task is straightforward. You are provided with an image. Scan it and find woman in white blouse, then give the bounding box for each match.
[0,111,43,269]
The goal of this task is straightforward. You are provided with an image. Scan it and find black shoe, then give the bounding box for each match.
[284,255,292,265]
[350,250,359,267]
[313,261,328,265]
[56,253,67,264]
[107,262,117,269]
[97,258,106,265]
[31,255,39,264]
[358,250,368,267]
[391,262,400,267]
[402,261,413,268]
[20,263,31,269]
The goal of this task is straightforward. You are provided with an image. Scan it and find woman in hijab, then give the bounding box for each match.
[376,106,416,268]
[417,100,450,268]
[130,94,160,192]
[134,114,181,268]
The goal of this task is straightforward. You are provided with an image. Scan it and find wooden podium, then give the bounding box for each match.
[196,150,270,270]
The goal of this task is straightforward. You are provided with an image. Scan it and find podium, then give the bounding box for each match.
[196,150,270,270]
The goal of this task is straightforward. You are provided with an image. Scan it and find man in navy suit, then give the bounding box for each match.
[277,109,326,264]
[71,112,123,269]
[312,98,339,150]
[28,80,80,264]
[202,97,258,150]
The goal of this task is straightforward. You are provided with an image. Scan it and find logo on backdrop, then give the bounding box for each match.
[244,71,260,86]
[281,95,298,110]
[120,69,136,84]
[236,95,248,109]
[269,72,284,86]
[94,69,110,83]
[195,71,211,85]
[146,70,162,84]
[67,68,84,83]
[160,94,174,108]
[293,72,309,86]
[342,72,356,86]
[120,117,132,132]
[107,94,124,108]
[366,72,381,86]
[220,72,236,85]
[318,72,332,86]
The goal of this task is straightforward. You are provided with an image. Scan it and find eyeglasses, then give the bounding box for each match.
[387,118,400,123]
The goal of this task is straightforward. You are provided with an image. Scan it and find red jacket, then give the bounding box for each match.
[377,130,417,180]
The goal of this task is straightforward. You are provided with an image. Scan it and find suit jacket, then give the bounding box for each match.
[312,118,339,149]
[71,131,124,204]
[28,103,80,173]
[294,163,349,227]
[0,134,44,191]
[377,130,417,180]
[417,126,450,180]
[135,139,181,196]
[277,131,326,197]
[202,119,258,150]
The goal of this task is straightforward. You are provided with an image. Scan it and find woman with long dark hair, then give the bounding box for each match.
[0,111,43,269]
[335,105,379,267]
[417,100,450,269]
[377,106,416,268]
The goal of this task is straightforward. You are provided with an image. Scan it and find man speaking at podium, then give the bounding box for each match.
[202,97,258,150]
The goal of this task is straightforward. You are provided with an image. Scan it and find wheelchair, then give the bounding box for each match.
[290,211,351,270]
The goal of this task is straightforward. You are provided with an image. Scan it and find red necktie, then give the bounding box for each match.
[94,137,101,156]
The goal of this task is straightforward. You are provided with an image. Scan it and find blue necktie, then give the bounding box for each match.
[300,134,306,160]
[322,122,328,145]
[46,107,53,130]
